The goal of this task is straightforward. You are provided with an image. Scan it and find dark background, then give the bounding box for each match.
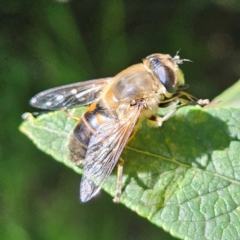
[1,1,240,239]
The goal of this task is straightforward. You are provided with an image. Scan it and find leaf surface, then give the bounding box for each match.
[213,79,240,108]
[20,107,240,240]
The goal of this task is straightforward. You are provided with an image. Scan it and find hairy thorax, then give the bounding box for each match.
[99,64,167,119]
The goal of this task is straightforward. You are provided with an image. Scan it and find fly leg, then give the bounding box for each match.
[148,98,210,127]
[151,97,211,127]
[148,108,178,127]
[61,107,81,121]
[113,158,124,203]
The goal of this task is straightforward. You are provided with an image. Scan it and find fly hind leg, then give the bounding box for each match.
[113,158,124,203]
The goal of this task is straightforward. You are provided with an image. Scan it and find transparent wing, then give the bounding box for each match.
[80,102,144,202]
[30,78,112,110]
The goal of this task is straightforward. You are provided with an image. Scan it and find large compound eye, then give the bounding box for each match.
[150,58,160,69]
[149,57,175,93]
[155,65,175,93]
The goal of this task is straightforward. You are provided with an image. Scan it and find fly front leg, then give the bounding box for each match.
[113,158,124,203]
[176,91,210,108]
[177,98,211,109]
[196,99,210,107]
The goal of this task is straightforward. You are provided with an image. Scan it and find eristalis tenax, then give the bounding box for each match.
[29,53,209,203]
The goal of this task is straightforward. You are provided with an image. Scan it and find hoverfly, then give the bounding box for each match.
[30,53,209,203]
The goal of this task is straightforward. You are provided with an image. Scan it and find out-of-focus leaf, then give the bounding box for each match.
[213,80,240,108]
[20,106,240,240]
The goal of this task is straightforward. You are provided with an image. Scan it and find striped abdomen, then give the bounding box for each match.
[68,103,115,166]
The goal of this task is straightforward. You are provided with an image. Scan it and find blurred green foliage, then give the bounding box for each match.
[1,0,240,239]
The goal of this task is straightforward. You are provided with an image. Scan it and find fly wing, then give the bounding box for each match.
[30,78,112,110]
[80,102,144,202]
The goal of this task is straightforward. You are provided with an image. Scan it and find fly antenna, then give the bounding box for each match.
[172,50,193,64]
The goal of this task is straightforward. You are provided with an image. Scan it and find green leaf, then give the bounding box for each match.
[213,80,240,108]
[20,106,240,240]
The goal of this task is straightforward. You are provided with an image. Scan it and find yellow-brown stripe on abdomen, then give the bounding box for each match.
[68,103,115,165]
